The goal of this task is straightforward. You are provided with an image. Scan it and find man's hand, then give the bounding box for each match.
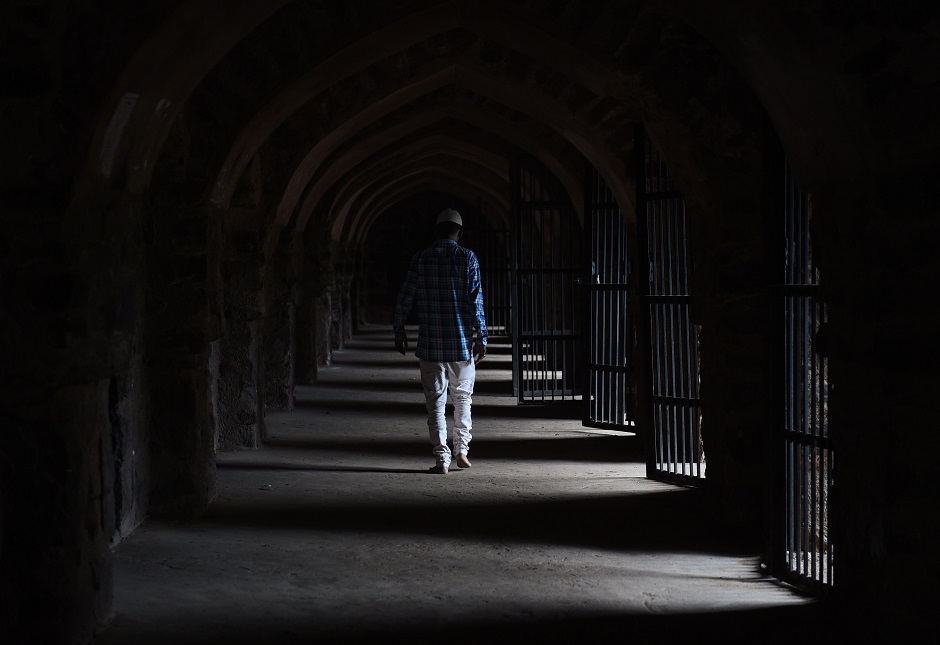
[395,334,409,355]
[472,342,486,364]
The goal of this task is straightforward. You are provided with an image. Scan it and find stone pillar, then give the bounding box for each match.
[3,384,114,643]
[814,175,940,625]
[263,227,298,412]
[330,252,358,349]
[294,234,322,385]
[145,200,217,518]
[689,192,768,543]
[316,276,335,365]
[294,295,318,385]
[108,337,150,542]
[1,187,148,641]
[352,254,365,331]
[330,273,346,351]
[216,208,266,450]
[264,302,295,410]
[339,258,356,342]
[301,227,336,369]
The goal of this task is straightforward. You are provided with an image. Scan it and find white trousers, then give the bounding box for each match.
[418,358,475,467]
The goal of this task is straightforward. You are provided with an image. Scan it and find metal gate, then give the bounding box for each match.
[583,164,635,430]
[510,155,582,403]
[769,158,834,592]
[635,125,705,484]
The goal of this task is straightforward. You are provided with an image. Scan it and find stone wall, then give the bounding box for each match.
[144,195,218,517]
[216,208,266,449]
[813,179,940,622]
[263,229,298,412]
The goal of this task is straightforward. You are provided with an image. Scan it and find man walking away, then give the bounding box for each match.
[393,208,488,474]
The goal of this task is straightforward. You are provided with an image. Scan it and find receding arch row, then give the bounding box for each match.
[269,55,605,232]
[83,0,292,193]
[341,160,510,249]
[324,136,510,243]
[275,61,626,241]
[81,0,864,220]
[282,102,581,242]
[286,104,517,234]
[341,170,510,255]
[81,0,788,257]
[211,0,628,210]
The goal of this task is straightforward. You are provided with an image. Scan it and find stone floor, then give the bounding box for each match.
[93,325,834,645]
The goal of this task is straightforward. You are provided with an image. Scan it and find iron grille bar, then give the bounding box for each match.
[517,268,580,275]
[520,331,580,339]
[635,124,705,484]
[784,431,833,450]
[583,163,634,430]
[651,395,702,407]
[771,156,834,592]
[588,363,633,374]
[512,155,582,404]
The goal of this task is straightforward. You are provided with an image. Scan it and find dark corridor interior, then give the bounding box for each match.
[92,327,833,645]
[2,2,938,643]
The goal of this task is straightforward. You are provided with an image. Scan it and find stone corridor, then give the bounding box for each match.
[4,3,937,641]
[94,326,826,644]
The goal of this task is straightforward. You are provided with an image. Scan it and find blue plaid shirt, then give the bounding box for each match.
[393,239,487,362]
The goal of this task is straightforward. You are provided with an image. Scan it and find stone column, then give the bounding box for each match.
[316,274,335,365]
[330,251,359,349]
[1,187,150,641]
[145,200,218,518]
[330,272,346,351]
[814,176,940,623]
[294,234,322,385]
[688,192,768,543]
[302,228,336,369]
[294,293,317,385]
[4,383,114,643]
[216,207,266,450]
[263,227,298,412]
[338,254,357,342]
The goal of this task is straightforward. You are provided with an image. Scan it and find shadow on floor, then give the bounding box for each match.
[101,601,839,645]
[251,435,642,462]
[201,488,742,553]
[293,394,583,417]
